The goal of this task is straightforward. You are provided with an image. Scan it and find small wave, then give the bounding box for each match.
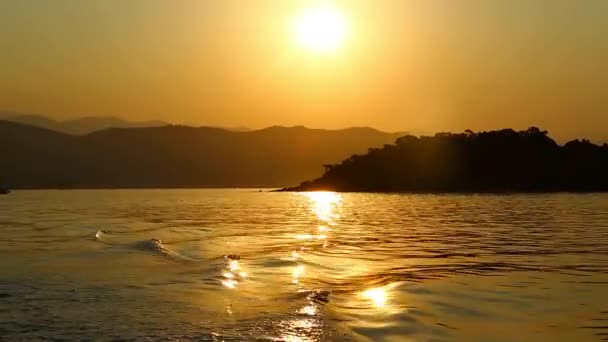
[94,230,114,245]
[133,238,170,255]
[135,239,196,262]
[288,289,332,304]
[94,230,195,262]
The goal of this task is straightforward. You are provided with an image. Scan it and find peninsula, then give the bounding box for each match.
[284,128,608,193]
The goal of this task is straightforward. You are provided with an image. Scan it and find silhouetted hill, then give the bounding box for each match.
[285,127,608,193]
[0,112,167,135]
[0,121,403,188]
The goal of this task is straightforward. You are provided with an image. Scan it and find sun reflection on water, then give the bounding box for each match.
[305,192,341,224]
[276,317,320,342]
[221,258,247,289]
[295,234,328,241]
[221,279,237,289]
[271,192,341,341]
[229,259,240,271]
[292,265,305,284]
[293,192,340,254]
[362,287,388,308]
[297,304,317,316]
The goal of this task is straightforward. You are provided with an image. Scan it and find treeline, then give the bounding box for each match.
[286,127,608,192]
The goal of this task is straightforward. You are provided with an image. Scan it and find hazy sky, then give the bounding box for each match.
[1,0,607,139]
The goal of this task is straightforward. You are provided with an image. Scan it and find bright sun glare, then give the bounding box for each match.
[294,6,348,53]
[362,288,388,308]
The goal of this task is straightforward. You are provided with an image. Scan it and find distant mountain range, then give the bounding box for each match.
[0,111,168,135]
[0,120,404,188]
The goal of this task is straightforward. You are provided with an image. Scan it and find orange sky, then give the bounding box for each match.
[1,0,607,139]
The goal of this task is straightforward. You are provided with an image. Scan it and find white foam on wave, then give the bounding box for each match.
[94,230,114,245]
[93,230,195,262]
[134,238,195,262]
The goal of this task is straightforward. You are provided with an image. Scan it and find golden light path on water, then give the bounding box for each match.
[272,192,401,341]
[292,265,305,285]
[216,191,401,341]
[306,191,341,224]
[221,258,248,289]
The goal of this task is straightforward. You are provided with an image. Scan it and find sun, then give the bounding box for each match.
[293,6,348,53]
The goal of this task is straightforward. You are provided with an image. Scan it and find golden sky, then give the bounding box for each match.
[1,0,607,139]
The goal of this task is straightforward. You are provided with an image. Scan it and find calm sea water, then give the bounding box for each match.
[1,190,608,341]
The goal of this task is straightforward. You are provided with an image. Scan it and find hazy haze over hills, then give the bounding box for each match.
[0,120,403,188]
[0,111,168,135]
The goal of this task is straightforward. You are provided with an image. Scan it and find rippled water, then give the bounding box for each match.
[1,190,608,341]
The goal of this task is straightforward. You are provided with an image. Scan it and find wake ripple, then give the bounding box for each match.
[94,230,196,262]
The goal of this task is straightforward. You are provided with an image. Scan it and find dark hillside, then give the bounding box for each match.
[285,128,608,192]
[0,121,402,188]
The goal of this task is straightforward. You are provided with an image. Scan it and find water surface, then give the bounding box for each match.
[1,190,608,341]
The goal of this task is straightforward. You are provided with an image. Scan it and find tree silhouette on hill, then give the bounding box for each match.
[285,127,608,192]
